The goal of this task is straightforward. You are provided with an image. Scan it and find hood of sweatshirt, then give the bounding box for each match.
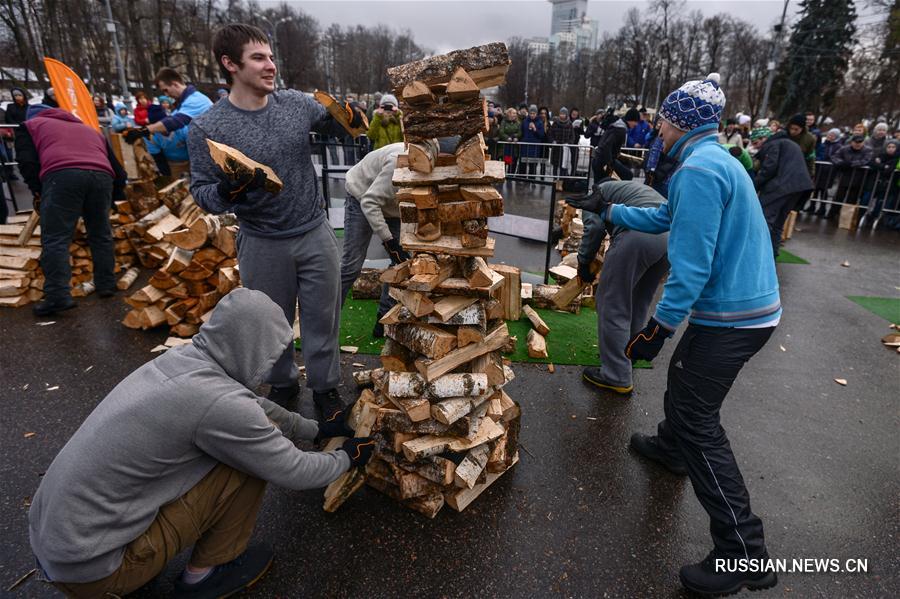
[610,118,627,130]
[191,287,293,388]
[28,107,83,123]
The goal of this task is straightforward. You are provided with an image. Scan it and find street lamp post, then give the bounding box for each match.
[760,0,790,119]
[101,0,130,102]
[259,16,290,89]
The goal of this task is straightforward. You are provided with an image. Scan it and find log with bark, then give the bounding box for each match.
[387,42,511,92]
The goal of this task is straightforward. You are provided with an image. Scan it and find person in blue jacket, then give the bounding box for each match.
[125,67,212,146]
[567,73,780,597]
[110,103,134,132]
[145,104,190,177]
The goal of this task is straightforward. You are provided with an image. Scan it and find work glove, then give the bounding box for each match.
[216,168,267,204]
[316,406,356,440]
[345,101,365,129]
[577,259,596,285]
[565,185,610,218]
[625,317,674,363]
[339,436,376,468]
[123,127,150,144]
[383,237,410,265]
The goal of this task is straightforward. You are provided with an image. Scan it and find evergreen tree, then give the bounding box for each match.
[777,0,857,117]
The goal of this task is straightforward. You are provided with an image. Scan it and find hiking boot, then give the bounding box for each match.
[582,366,633,395]
[173,545,274,599]
[267,384,299,411]
[679,551,778,596]
[32,297,76,317]
[629,432,688,476]
[313,388,345,423]
[372,322,385,338]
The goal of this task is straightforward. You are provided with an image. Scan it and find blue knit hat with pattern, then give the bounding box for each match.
[659,72,726,131]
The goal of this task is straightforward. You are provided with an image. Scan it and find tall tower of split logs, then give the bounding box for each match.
[323,43,522,517]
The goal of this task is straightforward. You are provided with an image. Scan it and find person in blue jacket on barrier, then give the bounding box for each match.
[567,72,781,597]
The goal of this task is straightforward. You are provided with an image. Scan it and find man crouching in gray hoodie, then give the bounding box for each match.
[28,288,374,598]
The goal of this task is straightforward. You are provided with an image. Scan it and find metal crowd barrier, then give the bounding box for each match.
[810,160,900,229]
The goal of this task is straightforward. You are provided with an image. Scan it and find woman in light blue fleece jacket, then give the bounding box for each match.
[568,73,780,597]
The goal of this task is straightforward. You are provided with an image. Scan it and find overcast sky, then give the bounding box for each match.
[260,0,802,54]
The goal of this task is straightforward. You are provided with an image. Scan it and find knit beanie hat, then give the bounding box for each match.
[623,107,641,123]
[528,104,538,113]
[738,114,752,126]
[750,127,772,141]
[658,72,725,131]
[788,114,806,128]
[559,107,568,115]
[827,128,841,138]
[147,104,167,124]
[380,94,398,108]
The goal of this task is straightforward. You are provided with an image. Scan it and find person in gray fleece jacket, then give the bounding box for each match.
[29,288,374,598]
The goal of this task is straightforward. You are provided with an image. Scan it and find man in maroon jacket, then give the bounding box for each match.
[18,105,127,316]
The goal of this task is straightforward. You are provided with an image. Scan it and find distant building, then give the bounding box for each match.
[547,1,597,52]
[527,37,550,54]
[549,0,588,35]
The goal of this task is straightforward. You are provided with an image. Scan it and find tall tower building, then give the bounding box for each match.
[549,0,588,35]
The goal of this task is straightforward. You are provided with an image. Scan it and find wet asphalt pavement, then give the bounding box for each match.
[1,216,898,598]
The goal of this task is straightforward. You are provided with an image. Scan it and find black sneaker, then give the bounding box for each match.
[313,388,344,423]
[173,545,274,599]
[267,384,299,411]
[372,322,385,338]
[582,366,633,394]
[680,551,778,596]
[32,297,76,317]
[97,288,116,298]
[629,432,688,476]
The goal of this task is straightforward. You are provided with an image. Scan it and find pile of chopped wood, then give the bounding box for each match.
[323,43,520,517]
[0,215,44,307]
[121,181,239,337]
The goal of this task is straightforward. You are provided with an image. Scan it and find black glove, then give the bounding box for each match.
[577,259,596,285]
[316,407,355,440]
[345,101,365,129]
[216,168,267,204]
[123,127,150,144]
[32,193,41,211]
[383,237,410,265]
[340,437,376,468]
[625,317,674,362]
[565,185,610,217]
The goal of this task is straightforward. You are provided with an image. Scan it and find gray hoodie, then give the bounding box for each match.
[29,288,350,584]
[345,142,404,241]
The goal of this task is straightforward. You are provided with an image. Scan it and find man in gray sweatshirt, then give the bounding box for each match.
[188,23,365,416]
[29,288,374,598]
[575,179,669,394]
[340,142,409,336]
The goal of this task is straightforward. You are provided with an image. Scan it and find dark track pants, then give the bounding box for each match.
[40,168,115,302]
[653,324,774,559]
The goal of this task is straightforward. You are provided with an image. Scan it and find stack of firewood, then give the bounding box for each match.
[121,182,239,337]
[322,43,522,518]
[0,215,44,307]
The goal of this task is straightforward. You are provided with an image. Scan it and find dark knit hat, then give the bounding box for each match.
[623,107,641,123]
[788,114,806,128]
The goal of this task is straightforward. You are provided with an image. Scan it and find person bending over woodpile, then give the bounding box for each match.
[568,73,781,597]
[28,289,375,599]
[572,179,669,395]
[17,104,127,317]
[339,141,410,336]
[187,23,366,418]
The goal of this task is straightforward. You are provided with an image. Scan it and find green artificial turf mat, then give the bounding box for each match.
[847,296,900,323]
[336,298,651,368]
[776,249,809,264]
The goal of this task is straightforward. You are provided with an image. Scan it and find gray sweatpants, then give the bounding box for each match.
[597,230,669,386]
[236,220,341,391]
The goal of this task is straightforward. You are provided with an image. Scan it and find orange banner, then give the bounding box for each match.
[43,57,99,132]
